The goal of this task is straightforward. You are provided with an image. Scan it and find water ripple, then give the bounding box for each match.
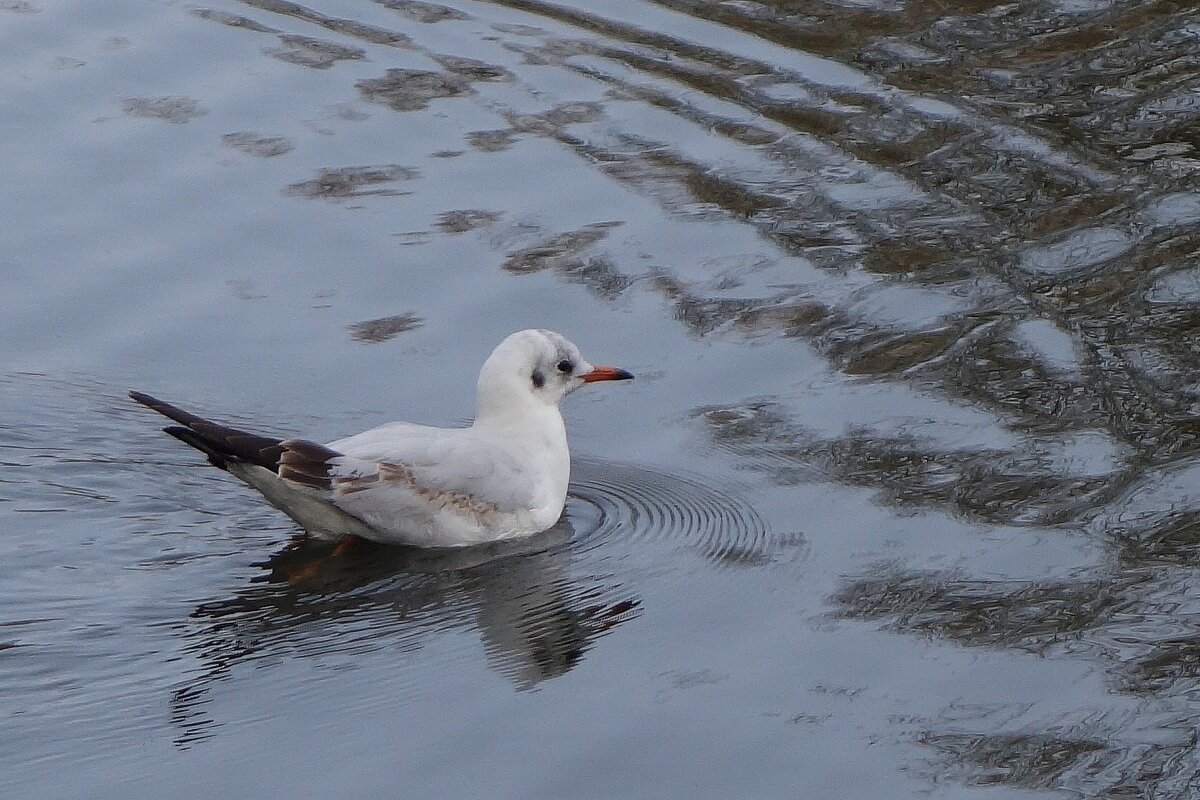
[569,458,775,567]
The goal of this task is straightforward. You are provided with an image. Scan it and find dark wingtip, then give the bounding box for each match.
[128,391,205,428]
[130,390,172,412]
[163,426,230,470]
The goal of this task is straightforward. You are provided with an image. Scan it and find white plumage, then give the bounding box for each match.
[132,329,633,547]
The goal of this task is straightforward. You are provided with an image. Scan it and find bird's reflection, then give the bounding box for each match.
[169,518,639,748]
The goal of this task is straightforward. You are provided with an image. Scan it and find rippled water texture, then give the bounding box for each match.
[4,0,1200,797]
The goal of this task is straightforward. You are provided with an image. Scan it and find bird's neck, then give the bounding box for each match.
[474,394,567,451]
[473,370,559,431]
[475,360,570,446]
[474,388,571,506]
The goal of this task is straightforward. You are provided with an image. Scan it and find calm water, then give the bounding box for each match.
[4,0,1200,797]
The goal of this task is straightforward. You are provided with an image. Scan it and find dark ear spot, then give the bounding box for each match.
[531,369,545,389]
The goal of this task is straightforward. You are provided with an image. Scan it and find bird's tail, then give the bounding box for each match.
[129,391,286,472]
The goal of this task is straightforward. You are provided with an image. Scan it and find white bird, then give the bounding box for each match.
[131,329,633,547]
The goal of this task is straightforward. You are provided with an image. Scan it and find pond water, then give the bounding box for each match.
[4,0,1200,797]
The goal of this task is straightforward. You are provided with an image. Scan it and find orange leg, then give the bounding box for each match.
[278,534,366,583]
[330,534,364,556]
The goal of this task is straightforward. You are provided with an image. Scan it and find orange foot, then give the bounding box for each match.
[277,534,366,583]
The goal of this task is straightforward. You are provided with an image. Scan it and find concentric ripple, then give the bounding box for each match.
[567,458,776,567]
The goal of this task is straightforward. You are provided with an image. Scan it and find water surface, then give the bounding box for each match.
[3,0,1200,797]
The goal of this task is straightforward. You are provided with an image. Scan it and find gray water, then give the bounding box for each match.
[4,0,1200,797]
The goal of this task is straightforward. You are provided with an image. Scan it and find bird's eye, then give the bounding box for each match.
[556,359,574,374]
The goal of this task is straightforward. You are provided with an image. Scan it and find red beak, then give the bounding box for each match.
[582,365,634,383]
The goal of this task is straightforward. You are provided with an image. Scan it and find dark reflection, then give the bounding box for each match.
[192,8,277,34]
[466,128,517,152]
[435,209,501,233]
[221,131,295,158]
[829,560,1200,794]
[265,34,365,69]
[695,400,1134,527]
[285,165,419,200]
[355,56,513,112]
[1115,511,1200,566]
[1120,634,1200,696]
[701,370,1200,792]
[432,53,514,82]
[237,0,411,47]
[916,723,1200,798]
[496,222,634,301]
[356,68,473,111]
[374,0,470,25]
[500,224,611,273]
[831,569,1134,654]
[345,312,424,343]
[122,96,207,124]
[170,520,640,748]
[917,731,1111,793]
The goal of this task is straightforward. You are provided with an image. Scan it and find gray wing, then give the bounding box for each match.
[321,422,539,516]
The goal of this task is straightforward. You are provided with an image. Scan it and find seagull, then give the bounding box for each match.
[131,329,633,547]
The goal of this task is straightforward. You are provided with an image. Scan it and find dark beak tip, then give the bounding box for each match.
[582,365,635,383]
